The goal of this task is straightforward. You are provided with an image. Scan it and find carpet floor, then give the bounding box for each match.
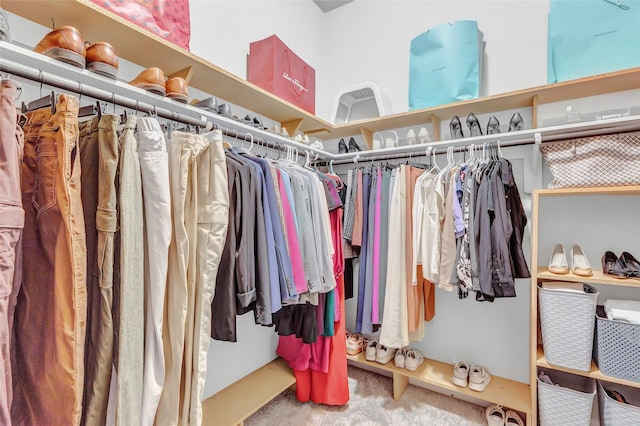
[245,365,486,425]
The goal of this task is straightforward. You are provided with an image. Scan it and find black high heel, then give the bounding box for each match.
[338,138,348,153]
[508,112,524,132]
[466,113,482,137]
[348,137,362,152]
[450,116,464,139]
[486,116,501,135]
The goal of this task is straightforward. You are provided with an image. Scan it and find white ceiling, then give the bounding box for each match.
[312,0,354,13]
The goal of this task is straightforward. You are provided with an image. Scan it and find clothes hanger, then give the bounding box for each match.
[2,73,22,103]
[22,70,57,114]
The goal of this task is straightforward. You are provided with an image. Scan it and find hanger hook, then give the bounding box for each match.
[247,133,254,151]
[38,69,44,97]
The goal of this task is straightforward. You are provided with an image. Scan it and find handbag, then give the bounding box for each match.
[408,20,484,110]
[547,0,640,83]
[540,131,640,188]
[89,0,190,50]
[248,35,316,114]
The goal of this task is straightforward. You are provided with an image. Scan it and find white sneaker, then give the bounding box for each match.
[406,129,416,145]
[376,344,396,365]
[452,361,470,387]
[404,349,424,371]
[365,339,378,362]
[505,410,524,426]
[485,404,505,426]
[394,348,407,368]
[468,365,492,392]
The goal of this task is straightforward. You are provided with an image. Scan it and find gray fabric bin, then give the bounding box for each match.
[595,307,640,383]
[598,381,640,426]
[539,283,598,371]
[538,369,595,426]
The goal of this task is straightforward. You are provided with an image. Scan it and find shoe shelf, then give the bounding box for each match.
[5,0,640,149]
[347,352,532,417]
[201,358,295,426]
[536,346,640,390]
[537,267,640,288]
[529,187,640,425]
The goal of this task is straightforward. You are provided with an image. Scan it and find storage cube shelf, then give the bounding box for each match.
[531,186,640,426]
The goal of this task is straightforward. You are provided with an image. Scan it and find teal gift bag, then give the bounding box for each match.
[409,20,483,110]
[548,0,640,83]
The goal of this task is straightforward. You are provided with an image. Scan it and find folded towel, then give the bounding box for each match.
[605,299,640,325]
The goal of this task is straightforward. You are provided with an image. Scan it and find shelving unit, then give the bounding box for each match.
[536,347,640,390]
[536,267,640,289]
[347,352,532,422]
[4,0,640,147]
[530,186,640,425]
[201,358,295,426]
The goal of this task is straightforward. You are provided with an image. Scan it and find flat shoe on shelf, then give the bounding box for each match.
[548,243,569,275]
[602,250,628,279]
[505,410,525,426]
[485,404,505,426]
[620,251,640,277]
[570,244,593,277]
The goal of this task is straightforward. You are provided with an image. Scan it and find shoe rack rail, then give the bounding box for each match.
[529,185,640,426]
[4,0,640,151]
[347,353,532,424]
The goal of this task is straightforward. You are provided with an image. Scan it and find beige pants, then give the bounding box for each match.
[158,131,203,425]
[187,130,229,426]
[156,130,228,426]
[137,117,172,426]
[380,167,409,349]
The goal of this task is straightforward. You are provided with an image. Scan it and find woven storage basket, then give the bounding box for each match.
[538,369,595,426]
[539,131,640,188]
[598,381,640,426]
[539,283,598,371]
[595,307,640,383]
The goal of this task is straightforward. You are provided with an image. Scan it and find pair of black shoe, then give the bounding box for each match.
[602,251,640,279]
[450,112,524,139]
[338,137,363,154]
[191,97,264,129]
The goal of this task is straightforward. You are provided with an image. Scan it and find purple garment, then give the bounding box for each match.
[371,168,382,324]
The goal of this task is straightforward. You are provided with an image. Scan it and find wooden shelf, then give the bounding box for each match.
[347,352,531,414]
[2,0,333,136]
[536,346,640,390]
[537,267,640,288]
[5,0,640,143]
[534,186,640,197]
[328,67,640,140]
[201,358,295,426]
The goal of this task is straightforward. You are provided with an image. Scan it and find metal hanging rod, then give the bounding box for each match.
[0,44,331,159]
[0,57,210,128]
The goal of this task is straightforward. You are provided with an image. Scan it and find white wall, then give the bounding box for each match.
[317,0,551,121]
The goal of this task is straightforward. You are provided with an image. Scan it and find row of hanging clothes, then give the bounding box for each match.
[0,80,238,426]
[0,75,350,426]
[216,138,350,406]
[342,143,530,349]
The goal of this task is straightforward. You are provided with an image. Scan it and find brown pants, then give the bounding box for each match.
[0,79,25,426]
[12,94,87,426]
[79,115,120,426]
